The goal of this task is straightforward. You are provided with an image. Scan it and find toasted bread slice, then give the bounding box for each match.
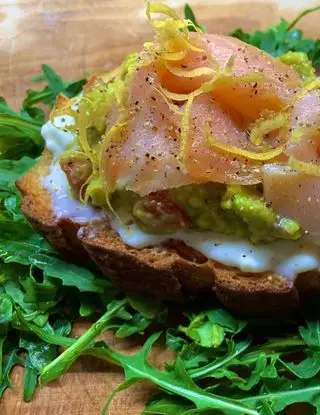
[16,154,320,315]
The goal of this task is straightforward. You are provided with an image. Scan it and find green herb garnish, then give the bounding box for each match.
[0,65,86,160]
[184,4,205,32]
[23,64,86,108]
[231,6,320,67]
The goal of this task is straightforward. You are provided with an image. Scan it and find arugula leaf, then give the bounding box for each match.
[28,254,109,294]
[0,99,43,160]
[13,310,74,348]
[0,64,86,161]
[188,339,251,380]
[41,65,66,95]
[180,318,225,348]
[173,343,213,371]
[21,267,59,304]
[179,309,245,348]
[286,6,320,31]
[144,394,193,414]
[206,309,246,333]
[0,346,22,398]
[0,294,13,379]
[23,64,86,109]
[239,376,320,413]
[79,292,105,317]
[184,4,205,32]
[39,299,127,385]
[281,351,320,379]
[20,333,57,401]
[299,320,320,347]
[127,295,163,320]
[166,329,187,352]
[230,7,320,67]
[22,353,38,402]
[115,312,151,338]
[96,327,320,414]
[0,158,55,266]
[19,317,73,401]
[99,333,258,415]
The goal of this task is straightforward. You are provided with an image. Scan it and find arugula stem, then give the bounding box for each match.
[116,355,259,414]
[243,337,306,361]
[23,91,53,108]
[241,383,320,404]
[81,347,119,365]
[189,339,251,380]
[16,310,75,348]
[287,6,320,31]
[0,114,42,128]
[235,337,306,367]
[39,299,126,385]
[188,337,306,380]
[72,335,259,415]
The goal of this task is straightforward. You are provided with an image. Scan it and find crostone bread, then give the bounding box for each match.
[16,153,320,316]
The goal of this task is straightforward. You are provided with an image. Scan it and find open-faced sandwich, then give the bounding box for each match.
[17,2,320,315]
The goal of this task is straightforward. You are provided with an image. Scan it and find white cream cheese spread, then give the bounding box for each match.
[41,117,102,223]
[110,218,320,279]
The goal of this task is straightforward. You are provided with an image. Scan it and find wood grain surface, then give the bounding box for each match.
[0,1,319,414]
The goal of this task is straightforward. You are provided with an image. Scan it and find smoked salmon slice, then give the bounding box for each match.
[103,32,302,196]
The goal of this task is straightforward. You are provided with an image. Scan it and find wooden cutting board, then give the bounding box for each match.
[0,1,319,413]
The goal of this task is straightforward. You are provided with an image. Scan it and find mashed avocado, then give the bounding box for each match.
[171,184,247,236]
[279,51,316,82]
[221,185,301,243]
[112,183,301,243]
[60,152,301,243]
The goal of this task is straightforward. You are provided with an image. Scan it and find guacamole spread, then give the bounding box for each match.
[110,183,301,243]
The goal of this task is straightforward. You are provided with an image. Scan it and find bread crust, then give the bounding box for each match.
[16,154,320,315]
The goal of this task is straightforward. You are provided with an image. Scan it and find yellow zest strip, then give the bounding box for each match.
[140,42,159,66]
[78,110,97,168]
[301,79,320,93]
[206,55,221,71]
[146,1,204,53]
[152,86,184,115]
[294,79,320,102]
[100,66,122,84]
[161,50,187,61]
[165,62,215,78]
[58,149,88,164]
[249,113,288,146]
[81,171,95,204]
[288,156,320,176]
[205,126,285,161]
[114,80,128,108]
[146,1,181,23]
[178,92,195,164]
[158,87,201,102]
[224,54,236,74]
